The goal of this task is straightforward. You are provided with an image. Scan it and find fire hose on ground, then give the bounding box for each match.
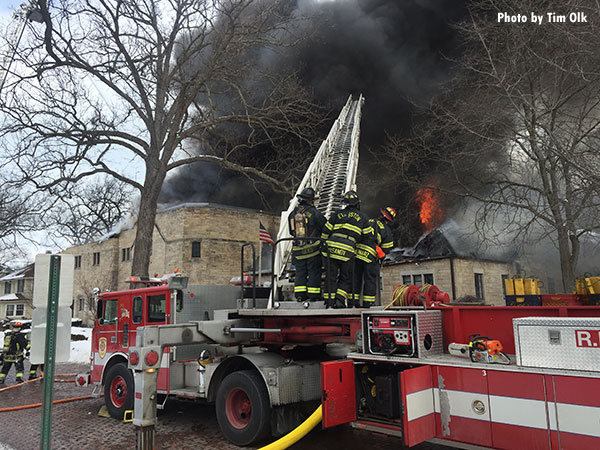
[258,404,323,450]
[0,373,78,393]
[0,394,103,413]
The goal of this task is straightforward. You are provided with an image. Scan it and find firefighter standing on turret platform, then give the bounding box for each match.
[321,191,373,308]
[0,321,30,384]
[288,187,327,303]
[353,206,396,307]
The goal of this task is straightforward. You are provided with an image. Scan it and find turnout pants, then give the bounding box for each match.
[0,357,25,383]
[293,254,322,301]
[323,256,354,307]
[353,260,379,307]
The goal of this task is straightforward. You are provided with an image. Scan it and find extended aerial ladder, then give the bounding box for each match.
[270,95,364,305]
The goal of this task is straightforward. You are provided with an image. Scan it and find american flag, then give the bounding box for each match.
[259,221,274,245]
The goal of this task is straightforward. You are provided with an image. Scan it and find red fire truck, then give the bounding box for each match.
[79,273,600,450]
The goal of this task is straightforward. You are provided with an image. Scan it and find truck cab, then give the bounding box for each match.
[87,276,186,418]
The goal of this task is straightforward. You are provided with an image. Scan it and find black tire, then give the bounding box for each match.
[216,370,271,446]
[104,363,134,420]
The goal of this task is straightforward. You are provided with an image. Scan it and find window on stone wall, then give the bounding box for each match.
[93,252,101,266]
[75,255,81,269]
[192,241,201,258]
[475,273,484,299]
[79,297,85,311]
[4,282,11,294]
[122,247,131,262]
[401,274,434,286]
[16,279,24,293]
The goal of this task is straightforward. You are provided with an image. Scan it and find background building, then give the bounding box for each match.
[63,203,279,325]
[0,264,34,321]
[381,227,517,306]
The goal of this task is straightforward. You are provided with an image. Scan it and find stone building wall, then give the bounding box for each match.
[381,257,515,306]
[64,204,279,325]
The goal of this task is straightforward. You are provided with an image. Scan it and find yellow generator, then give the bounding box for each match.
[505,277,541,306]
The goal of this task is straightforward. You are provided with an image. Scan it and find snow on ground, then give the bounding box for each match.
[69,326,92,364]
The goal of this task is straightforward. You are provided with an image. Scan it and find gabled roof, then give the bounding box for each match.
[0,293,28,302]
[387,220,516,265]
[0,264,34,282]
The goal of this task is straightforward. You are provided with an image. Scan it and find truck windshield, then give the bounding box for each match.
[147,294,166,323]
[104,299,118,324]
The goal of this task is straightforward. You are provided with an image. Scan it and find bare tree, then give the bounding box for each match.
[0,177,40,263]
[0,0,324,277]
[45,177,134,246]
[382,0,600,290]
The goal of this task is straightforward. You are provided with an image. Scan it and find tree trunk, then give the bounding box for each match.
[557,228,576,292]
[131,170,166,278]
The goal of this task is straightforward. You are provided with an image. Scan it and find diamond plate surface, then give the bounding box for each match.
[514,317,600,371]
[265,361,321,405]
[415,310,444,357]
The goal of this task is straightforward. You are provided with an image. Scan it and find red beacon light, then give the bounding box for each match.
[130,351,140,366]
[145,350,160,366]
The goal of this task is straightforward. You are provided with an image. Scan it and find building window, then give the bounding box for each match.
[4,282,11,294]
[78,297,85,311]
[475,273,484,299]
[6,304,24,317]
[401,274,434,286]
[75,255,82,269]
[93,252,101,266]
[122,247,131,262]
[16,279,24,293]
[192,241,201,258]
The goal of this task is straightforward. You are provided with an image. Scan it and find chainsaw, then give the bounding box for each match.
[448,334,511,365]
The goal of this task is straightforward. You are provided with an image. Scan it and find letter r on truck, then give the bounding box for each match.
[575,330,600,347]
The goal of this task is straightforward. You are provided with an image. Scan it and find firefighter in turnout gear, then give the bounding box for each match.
[352,206,396,307]
[0,321,30,384]
[321,191,373,308]
[288,187,327,302]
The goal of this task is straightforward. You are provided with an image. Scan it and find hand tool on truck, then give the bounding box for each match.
[448,334,511,364]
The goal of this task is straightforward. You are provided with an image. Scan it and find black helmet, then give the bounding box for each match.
[342,190,360,206]
[297,187,315,201]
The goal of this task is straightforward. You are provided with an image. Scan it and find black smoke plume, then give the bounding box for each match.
[159,0,466,215]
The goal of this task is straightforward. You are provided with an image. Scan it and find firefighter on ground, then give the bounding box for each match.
[321,190,373,308]
[0,321,30,384]
[353,206,396,307]
[288,187,327,302]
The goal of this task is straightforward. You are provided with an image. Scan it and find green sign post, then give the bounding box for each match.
[40,255,61,450]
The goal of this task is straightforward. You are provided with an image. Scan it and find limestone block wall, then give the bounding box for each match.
[381,257,515,305]
[65,204,280,325]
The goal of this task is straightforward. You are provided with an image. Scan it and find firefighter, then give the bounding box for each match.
[0,321,30,384]
[288,187,327,302]
[353,206,396,307]
[321,190,373,308]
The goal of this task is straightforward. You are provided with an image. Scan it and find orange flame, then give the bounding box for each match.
[416,187,444,233]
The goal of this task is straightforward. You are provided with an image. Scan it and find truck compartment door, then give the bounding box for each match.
[321,360,356,428]
[400,365,436,447]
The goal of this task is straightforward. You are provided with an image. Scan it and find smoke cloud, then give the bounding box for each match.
[159,0,466,214]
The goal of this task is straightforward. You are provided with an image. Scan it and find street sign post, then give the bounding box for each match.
[31,254,74,450]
